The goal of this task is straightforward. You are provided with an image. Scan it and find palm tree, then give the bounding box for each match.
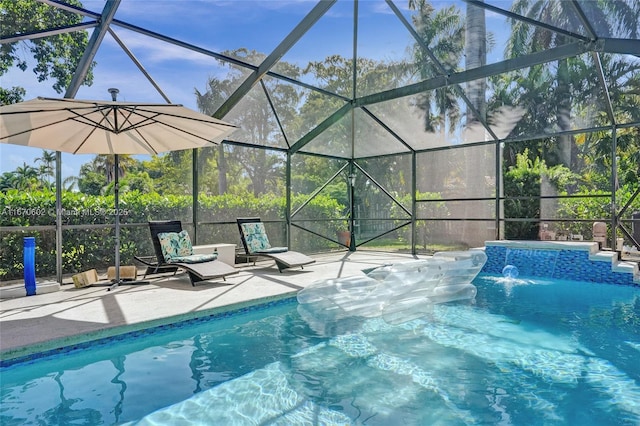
[409,0,465,136]
[13,163,39,190]
[506,0,638,169]
[506,0,583,168]
[62,175,79,192]
[36,150,56,187]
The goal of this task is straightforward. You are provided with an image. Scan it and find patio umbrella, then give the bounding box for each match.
[0,92,238,288]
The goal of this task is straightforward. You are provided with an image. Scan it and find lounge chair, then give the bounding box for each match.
[135,220,238,286]
[236,217,315,272]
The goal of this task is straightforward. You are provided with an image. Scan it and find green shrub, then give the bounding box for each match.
[0,190,342,280]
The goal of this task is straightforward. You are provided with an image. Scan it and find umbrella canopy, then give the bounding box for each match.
[0,97,237,154]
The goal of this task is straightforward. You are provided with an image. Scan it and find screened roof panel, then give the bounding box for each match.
[355,1,425,97]
[299,111,352,158]
[72,31,162,102]
[366,94,455,151]
[94,28,240,108]
[109,1,316,68]
[273,0,353,97]
[389,0,583,74]
[266,76,348,146]
[576,0,640,39]
[485,53,620,141]
[353,108,412,158]
[485,0,590,39]
[1,0,639,165]
[223,84,288,149]
[601,53,640,126]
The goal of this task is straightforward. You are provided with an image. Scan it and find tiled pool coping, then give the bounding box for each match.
[0,294,296,368]
[482,240,639,285]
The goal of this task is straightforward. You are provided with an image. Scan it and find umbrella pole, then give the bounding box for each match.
[108,154,149,291]
[109,154,122,290]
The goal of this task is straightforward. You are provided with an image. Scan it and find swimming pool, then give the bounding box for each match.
[1,275,639,425]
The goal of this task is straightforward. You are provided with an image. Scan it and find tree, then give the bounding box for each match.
[91,154,136,183]
[505,0,639,170]
[0,0,94,98]
[0,171,18,191]
[77,162,106,195]
[506,0,582,169]
[141,152,191,195]
[461,1,494,245]
[195,49,301,197]
[195,77,229,194]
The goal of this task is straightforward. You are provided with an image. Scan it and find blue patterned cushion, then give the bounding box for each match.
[171,253,218,264]
[158,230,193,262]
[240,222,272,254]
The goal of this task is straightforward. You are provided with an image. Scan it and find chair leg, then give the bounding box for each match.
[188,272,204,286]
[275,260,287,273]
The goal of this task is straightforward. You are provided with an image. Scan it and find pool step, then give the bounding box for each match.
[125,362,353,425]
[589,251,640,284]
[484,241,639,284]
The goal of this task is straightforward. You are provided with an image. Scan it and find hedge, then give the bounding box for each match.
[0,190,344,281]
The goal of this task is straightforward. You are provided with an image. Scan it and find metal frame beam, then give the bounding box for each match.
[0,22,98,44]
[357,41,590,107]
[462,0,590,42]
[107,28,172,104]
[598,38,640,56]
[65,0,121,98]
[290,102,353,154]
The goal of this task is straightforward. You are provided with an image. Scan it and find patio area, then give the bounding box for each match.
[0,250,420,362]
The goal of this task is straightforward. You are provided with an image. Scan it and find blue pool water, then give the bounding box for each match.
[1,276,639,425]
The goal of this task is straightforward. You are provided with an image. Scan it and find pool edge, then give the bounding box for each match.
[0,292,297,365]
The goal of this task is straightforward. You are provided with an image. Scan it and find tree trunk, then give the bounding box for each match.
[555,58,575,169]
[462,1,492,246]
[217,144,228,195]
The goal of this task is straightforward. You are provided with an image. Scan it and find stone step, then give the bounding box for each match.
[589,250,639,284]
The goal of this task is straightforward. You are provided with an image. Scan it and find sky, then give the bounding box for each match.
[0,0,513,180]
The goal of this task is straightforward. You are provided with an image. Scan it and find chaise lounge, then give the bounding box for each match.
[236,217,316,272]
[136,220,238,286]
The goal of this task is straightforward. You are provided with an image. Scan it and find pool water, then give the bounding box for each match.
[1,276,639,425]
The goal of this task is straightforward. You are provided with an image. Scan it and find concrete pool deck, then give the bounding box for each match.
[0,251,421,362]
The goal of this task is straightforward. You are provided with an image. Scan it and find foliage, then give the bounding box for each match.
[503,150,578,239]
[391,191,448,249]
[0,0,93,98]
[556,184,640,239]
[0,86,26,105]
